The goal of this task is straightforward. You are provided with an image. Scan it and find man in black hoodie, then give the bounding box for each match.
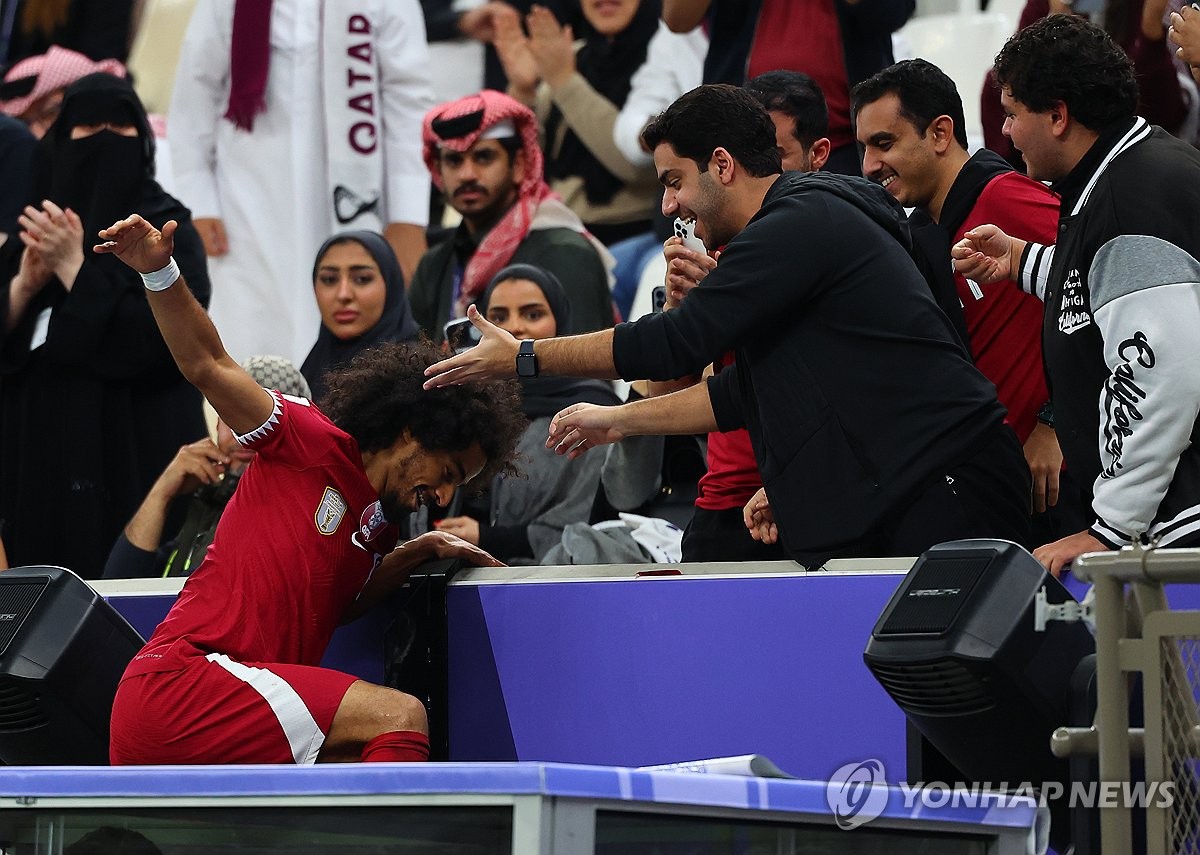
[852,59,1085,544]
[425,84,1031,566]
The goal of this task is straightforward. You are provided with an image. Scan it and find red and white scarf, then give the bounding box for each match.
[225,0,387,231]
[422,89,612,317]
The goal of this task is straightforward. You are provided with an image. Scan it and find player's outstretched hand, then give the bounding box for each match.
[423,304,519,389]
[94,214,177,274]
[546,402,627,459]
[408,530,506,568]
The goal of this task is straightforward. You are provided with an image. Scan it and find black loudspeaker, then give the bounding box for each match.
[383,558,465,761]
[0,566,145,765]
[864,539,1096,851]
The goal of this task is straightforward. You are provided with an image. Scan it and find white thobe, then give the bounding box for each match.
[169,0,432,364]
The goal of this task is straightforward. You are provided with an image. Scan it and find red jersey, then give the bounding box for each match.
[955,172,1060,443]
[747,0,853,151]
[126,392,397,676]
[695,352,763,511]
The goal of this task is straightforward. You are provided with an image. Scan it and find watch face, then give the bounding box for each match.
[516,342,537,377]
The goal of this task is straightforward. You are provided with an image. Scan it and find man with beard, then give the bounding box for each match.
[409,89,614,343]
[93,213,526,765]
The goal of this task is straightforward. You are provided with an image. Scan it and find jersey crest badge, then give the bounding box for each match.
[357,500,389,546]
[315,487,348,535]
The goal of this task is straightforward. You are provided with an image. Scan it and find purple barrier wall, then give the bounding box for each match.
[445,570,914,783]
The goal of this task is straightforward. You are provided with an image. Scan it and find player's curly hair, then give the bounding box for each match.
[994,14,1137,132]
[320,340,526,485]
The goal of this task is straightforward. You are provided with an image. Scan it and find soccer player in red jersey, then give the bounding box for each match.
[95,214,526,765]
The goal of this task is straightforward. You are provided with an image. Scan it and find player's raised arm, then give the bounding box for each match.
[95,215,273,434]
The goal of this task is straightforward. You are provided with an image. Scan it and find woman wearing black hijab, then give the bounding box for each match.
[300,231,419,403]
[0,72,210,578]
[436,263,619,563]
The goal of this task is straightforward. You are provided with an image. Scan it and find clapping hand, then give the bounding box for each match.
[19,201,84,288]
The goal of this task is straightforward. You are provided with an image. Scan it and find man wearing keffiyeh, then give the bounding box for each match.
[409,89,615,343]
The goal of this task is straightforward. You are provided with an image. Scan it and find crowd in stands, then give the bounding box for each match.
[2,0,1200,591]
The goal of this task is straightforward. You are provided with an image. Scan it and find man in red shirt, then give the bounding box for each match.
[95,214,525,765]
[852,59,1086,541]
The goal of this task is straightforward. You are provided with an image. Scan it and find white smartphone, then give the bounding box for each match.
[673,217,707,254]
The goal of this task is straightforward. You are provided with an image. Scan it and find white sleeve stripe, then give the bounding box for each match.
[205,653,325,765]
[235,389,284,446]
[1091,518,1132,547]
[1019,242,1053,300]
[1149,505,1200,545]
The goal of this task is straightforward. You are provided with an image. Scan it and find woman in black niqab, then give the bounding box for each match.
[0,72,212,579]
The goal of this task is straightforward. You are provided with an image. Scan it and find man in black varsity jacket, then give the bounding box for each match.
[955,15,1200,575]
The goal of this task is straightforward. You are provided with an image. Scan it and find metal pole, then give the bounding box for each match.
[1094,572,1133,855]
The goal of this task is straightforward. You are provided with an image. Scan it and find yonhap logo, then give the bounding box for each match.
[826,759,888,830]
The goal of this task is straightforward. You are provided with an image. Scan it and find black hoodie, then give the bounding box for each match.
[613,171,1006,564]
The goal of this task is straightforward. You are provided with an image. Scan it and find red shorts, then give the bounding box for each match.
[109,650,358,765]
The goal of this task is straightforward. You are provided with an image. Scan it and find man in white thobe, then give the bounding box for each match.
[169,0,433,364]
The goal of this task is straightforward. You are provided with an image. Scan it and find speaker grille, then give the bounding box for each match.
[869,658,996,716]
[878,554,993,635]
[0,577,50,657]
[0,676,47,731]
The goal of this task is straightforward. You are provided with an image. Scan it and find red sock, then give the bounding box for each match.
[361,730,430,762]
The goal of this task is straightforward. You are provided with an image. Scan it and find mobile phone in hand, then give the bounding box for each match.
[443,317,481,354]
[673,217,707,254]
[652,285,667,313]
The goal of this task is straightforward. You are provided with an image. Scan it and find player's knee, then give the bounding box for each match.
[376,687,428,736]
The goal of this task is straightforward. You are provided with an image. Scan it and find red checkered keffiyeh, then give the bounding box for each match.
[422,90,558,316]
[1,46,125,119]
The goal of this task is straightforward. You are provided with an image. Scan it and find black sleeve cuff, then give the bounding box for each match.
[102,532,165,579]
[707,368,745,433]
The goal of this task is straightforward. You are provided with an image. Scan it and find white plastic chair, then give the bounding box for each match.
[894,11,1014,151]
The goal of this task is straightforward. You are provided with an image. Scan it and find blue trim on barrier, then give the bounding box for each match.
[0,762,1040,830]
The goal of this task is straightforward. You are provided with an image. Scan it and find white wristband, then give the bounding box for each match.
[141,257,180,292]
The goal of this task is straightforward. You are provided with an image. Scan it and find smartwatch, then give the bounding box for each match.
[516,339,538,377]
[1036,400,1055,429]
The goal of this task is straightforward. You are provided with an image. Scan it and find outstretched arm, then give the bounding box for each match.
[951,224,1026,286]
[343,531,504,622]
[546,380,717,459]
[94,215,273,435]
[423,304,618,388]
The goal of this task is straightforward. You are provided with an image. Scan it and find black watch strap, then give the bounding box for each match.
[516,339,539,377]
[1036,400,1055,429]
